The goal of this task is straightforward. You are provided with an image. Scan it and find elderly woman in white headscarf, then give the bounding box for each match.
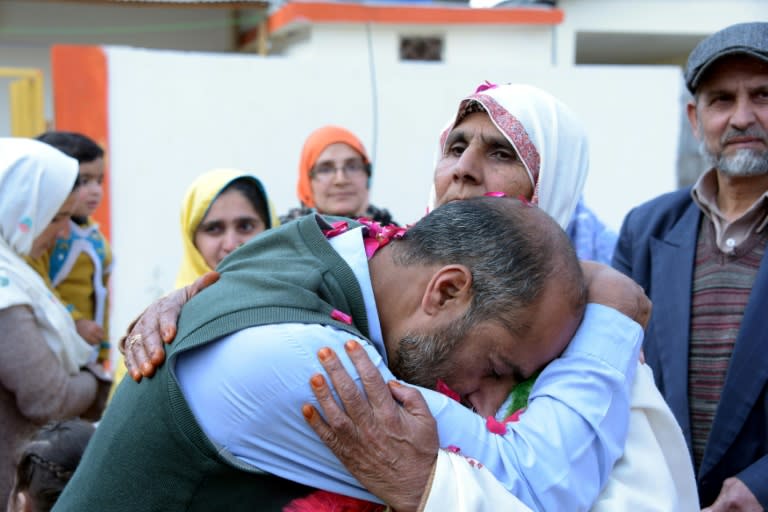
[0,138,110,507]
[429,82,588,230]
[296,82,698,512]
[412,82,698,511]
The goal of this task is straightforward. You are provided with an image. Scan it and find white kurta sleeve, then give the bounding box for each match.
[418,450,533,512]
[591,362,700,512]
[420,363,700,512]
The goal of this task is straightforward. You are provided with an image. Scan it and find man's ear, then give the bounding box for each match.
[687,100,701,139]
[421,265,472,316]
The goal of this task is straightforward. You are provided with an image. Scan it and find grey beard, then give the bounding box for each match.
[390,332,455,389]
[699,141,768,177]
[389,318,472,389]
[697,121,768,177]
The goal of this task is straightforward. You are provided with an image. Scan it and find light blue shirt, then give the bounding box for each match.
[566,198,619,265]
[176,227,642,512]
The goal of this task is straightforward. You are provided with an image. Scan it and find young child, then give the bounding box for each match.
[36,132,113,367]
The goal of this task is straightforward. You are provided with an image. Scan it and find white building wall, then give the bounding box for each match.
[275,22,554,66]
[440,24,554,65]
[104,46,681,342]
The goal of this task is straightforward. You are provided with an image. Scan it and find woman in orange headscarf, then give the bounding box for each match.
[280,126,397,225]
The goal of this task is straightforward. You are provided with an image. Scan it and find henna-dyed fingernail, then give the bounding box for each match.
[345,340,360,352]
[318,347,332,362]
[301,404,315,420]
[310,374,325,389]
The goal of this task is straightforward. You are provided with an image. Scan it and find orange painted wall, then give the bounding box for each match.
[50,45,111,242]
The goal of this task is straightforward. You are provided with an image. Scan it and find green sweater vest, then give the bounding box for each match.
[55,215,373,512]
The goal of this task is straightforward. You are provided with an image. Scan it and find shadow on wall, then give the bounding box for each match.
[677,86,706,188]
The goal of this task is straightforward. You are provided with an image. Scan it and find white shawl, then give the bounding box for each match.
[430,82,588,230]
[419,364,700,512]
[0,138,93,374]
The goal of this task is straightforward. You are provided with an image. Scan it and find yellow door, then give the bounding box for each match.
[0,67,45,137]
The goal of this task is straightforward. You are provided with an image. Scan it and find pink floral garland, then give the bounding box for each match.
[435,377,525,440]
[322,218,408,260]
[284,490,386,512]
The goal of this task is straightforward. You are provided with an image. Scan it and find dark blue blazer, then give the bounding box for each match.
[613,187,768,508]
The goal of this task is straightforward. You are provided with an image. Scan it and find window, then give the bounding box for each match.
[399,36,443,62]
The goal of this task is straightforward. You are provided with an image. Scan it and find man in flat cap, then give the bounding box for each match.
[613,21,768,511]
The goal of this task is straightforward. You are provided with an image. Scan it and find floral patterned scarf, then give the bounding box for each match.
[429,82,590,230]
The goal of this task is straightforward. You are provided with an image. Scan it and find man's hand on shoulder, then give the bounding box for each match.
[580,261,651,329]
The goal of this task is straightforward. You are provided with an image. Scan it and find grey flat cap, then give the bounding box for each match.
[685,21,768,93]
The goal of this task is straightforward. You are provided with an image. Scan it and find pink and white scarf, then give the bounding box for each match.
[430,82,589,230]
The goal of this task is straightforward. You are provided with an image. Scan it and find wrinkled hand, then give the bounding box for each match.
[76,319,105,345]
[580,261,652,329]
[702,477,762,512]
[119,271,219,382]
[303,341,438,512]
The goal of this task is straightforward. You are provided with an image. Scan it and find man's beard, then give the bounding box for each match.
[698,124,768,177]
[388,316,474,390]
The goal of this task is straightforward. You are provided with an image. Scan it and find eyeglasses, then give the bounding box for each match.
[310,160,368,181]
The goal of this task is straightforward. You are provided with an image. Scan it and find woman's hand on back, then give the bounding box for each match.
[120,271,219,382]
[580,261,651,329]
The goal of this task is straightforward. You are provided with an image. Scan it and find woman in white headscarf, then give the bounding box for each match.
[429,82,588,230]
[430,83,619,263]
[417,82,697,512]
[304,83,698,512]
[0,138,110,507]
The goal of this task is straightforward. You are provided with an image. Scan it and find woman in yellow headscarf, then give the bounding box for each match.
[175,169,279,287]
[111,169,278,394]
